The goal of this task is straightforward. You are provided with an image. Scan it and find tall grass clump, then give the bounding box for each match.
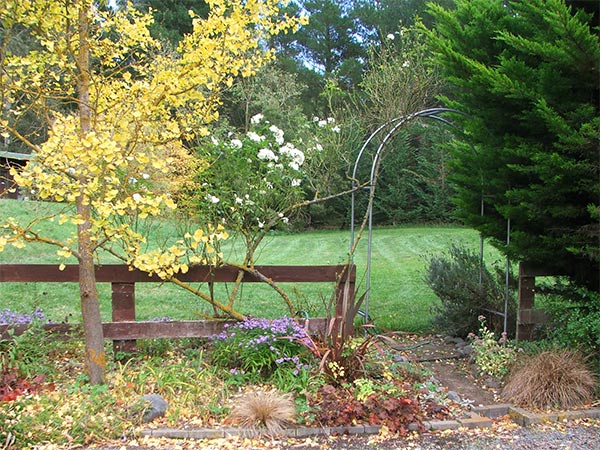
[502,349,596,409]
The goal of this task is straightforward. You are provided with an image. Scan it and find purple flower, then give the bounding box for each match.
[0,307,47,325]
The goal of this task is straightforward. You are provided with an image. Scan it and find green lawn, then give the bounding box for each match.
[0,199,491,332]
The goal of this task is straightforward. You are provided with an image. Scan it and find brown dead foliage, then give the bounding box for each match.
[229,388,296,436]
[502,349,596,409]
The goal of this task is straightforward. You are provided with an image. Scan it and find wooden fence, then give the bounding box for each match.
[0,264,356,351]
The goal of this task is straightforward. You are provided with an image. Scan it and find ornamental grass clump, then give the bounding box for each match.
[501,349,596,410]
[209,317,312,387]
[229,388,296,435]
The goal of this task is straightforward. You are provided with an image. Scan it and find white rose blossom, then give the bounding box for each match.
[269,125,285,145]
[250,113,264,124]
[279,143,305,169]
[247,131,264,142]
[257,148,278,161]
[230,139,243,149]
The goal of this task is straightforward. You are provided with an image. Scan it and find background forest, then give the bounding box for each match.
[111,0,459,228]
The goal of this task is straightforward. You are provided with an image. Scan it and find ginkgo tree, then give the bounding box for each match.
[0,0,304,384]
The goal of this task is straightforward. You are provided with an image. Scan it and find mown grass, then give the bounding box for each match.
[0,199,494,332]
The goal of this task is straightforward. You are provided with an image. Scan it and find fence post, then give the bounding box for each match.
[112,282,137,353]
[335,266,356,337]
[517,263,536,342]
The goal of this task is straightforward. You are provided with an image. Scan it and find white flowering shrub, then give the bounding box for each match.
[194,116,315,242]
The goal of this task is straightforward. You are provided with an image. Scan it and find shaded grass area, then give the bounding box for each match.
[0,199,488,332]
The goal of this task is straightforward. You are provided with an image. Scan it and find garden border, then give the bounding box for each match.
[139,404,600,440]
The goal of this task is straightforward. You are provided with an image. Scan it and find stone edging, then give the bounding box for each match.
[140,405,600,441]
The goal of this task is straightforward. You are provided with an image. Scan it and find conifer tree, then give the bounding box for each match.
[426,0,599,289]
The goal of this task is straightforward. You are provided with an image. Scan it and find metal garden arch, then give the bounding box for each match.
[348,107,511,333]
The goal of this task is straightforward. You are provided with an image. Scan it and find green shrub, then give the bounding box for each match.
[1,386,133,447]
[468,316,516,380]
[540,281,600,361]
[209,317,313,392]
[425,244,515,337]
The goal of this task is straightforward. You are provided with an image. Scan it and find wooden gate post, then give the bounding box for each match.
[517,264,536,342]
[111,282,137,353]
[335,265,356,337]
[517,262,554,342]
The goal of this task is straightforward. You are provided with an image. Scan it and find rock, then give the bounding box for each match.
[447,391,462,403]
[444,336,466,347]
[459,344,473,356]
[141,394,168,423]
[483,377,501,389]
[393,354,409,363]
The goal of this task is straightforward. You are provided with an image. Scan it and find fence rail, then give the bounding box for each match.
[0,264,355,351]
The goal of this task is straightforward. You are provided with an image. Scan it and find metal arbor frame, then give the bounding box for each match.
[348,107,511,333]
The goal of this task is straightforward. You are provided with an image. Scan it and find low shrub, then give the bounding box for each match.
[540,281,600,359]
[309,383,424,435]
[468,316,516,380]
[502,349,596,409]
[1,317,72,404]
[209,317,313,392]
[1,382,134,447]
[425,244,516,338]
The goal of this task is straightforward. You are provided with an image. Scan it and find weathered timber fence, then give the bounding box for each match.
[517,262,559,341]
[0,264,356,351]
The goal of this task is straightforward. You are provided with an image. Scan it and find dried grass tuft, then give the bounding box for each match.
[229,388,296,435]
[501,349,596,410]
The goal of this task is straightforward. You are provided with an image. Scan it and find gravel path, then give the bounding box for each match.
[276,423,600,449]
[89,419,600,450]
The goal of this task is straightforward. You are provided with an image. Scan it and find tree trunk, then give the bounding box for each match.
[77,204,106,385]
[77,4,105,385]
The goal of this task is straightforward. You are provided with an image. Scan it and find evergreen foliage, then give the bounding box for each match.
[134,0,209,46]
[426,0,600,289]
